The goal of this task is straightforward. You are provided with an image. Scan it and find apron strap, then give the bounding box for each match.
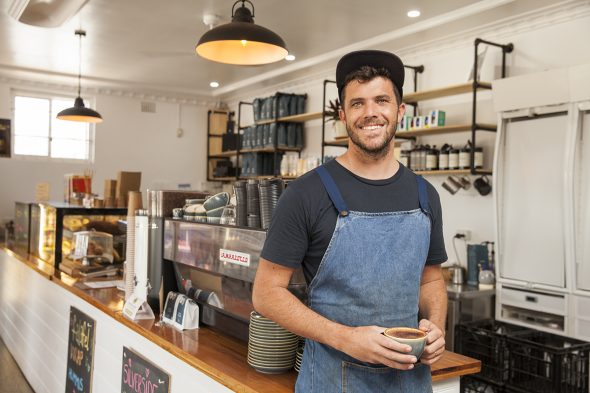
[416,175,432,218]
[315,165,350,216]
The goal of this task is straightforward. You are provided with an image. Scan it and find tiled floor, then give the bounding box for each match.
[0,337,34,393]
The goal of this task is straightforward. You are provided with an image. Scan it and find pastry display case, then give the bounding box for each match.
[14,202,31,254]
[29,202,127,267]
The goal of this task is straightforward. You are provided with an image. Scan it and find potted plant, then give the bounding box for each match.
[325,99,347,138]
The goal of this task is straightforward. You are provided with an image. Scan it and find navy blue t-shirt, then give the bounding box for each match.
[261,159,447,284]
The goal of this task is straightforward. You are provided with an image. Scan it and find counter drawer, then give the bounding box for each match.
[500,286,566,315]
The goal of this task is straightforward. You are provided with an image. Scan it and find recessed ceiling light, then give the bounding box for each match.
[407,9,421,18]
[210,81,220,88]
[285,54,296,61]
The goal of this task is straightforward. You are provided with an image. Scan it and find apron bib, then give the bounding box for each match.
[295,165,433,393]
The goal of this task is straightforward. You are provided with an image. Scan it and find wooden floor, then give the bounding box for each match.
[0,336,34,393]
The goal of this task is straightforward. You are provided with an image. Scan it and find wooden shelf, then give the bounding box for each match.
[324,138,405,147]
[397,123,496,137]
[403,82,492,105]
[240,111,323,129]
[414,168,492,176]
[208,151,237,158]
[278,111,323,123]
[210,176,237,182]
[239,175,297,180]
[240,146,302,154]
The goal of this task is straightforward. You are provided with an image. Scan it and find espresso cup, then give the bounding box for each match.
[383,327,427,359]
[474,175,492,196]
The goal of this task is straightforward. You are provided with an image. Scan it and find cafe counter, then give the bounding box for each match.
[0,247,480,392]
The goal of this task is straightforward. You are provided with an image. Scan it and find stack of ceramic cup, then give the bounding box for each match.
[246,180,261,228]
[294,338,305,373]
[247,311,298,374]
[233,180,247,227]
[258,178,284,229]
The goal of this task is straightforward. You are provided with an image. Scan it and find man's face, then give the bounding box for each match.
[339,77,405,156]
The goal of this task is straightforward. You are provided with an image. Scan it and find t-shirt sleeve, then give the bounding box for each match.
[260,180,311,269]
[426,184,448,265]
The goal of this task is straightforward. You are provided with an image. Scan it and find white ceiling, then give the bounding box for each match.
[0,0,556,98]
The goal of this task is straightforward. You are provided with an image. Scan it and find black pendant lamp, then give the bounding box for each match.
[196,0,288,65]
[57,29,103,123]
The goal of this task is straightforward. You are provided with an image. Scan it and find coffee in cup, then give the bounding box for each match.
[383,327,427,359]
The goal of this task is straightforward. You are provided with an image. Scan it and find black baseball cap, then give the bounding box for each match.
[336,50,405,101]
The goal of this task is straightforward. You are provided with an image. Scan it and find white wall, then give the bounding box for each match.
[224,11,590,269]
[0,84,213,221]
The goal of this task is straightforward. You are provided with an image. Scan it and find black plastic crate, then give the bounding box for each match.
[507,331,590,393]
[462,375,505,393]
[456,319,531,383]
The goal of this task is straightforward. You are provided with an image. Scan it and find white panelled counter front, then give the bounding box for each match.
[0,247,480,393]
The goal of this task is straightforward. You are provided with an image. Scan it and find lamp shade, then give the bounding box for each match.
[196,1,288,65]
[56,96,103,123]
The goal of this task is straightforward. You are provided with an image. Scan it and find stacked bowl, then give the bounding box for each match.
[247,311,298,374]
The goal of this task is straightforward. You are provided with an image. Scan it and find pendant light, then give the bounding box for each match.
[57,29,103,123]
[195,0,288,65]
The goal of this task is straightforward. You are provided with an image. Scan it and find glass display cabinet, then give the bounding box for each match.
[29,202,127,267]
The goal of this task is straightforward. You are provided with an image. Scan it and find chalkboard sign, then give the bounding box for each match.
[65,306,96,393]
[121,347,171,393]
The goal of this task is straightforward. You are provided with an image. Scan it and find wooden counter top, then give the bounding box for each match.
[2,247,480,392]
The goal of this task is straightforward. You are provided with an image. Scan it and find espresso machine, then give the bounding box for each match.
[145,190,209,312]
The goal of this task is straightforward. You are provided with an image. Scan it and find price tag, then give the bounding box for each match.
[74,235,89,258]
[122,294,143,320]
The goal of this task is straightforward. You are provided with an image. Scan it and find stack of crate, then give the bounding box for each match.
[456,319,590,393]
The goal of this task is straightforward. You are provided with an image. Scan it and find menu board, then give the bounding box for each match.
[121,347,171,393]
[65,307,96,393]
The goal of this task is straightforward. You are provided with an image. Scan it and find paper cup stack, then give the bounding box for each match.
[124,215,135,300]
[247,311,298,374]
[124,191,142,301]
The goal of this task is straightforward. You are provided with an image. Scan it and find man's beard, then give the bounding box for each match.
[346,117,398,158]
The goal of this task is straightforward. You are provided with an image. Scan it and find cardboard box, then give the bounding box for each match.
[104,179,117,198]
[116,171,141,206]
[430,110,446,127]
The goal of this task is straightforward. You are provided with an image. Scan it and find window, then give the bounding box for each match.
[13,93,94,161]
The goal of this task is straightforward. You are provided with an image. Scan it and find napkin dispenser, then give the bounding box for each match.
[161,292,199,330]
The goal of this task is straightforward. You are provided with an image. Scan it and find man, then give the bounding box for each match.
[252,50,448,392]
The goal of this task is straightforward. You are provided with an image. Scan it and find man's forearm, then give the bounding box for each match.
[253,280,350,352]
[419,272,447,331]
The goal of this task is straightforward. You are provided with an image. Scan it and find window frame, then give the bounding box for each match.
[10,89,96,163]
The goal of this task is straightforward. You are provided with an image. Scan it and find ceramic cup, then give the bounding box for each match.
[383,327,427,359]
[474,175,492,196]
[203,192,230,211]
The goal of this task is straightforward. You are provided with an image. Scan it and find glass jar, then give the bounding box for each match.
[459,146,471,169]
[449,148,460,170]
[474,147,484,169]
[426,146,439,170]
[399,150,410,167]
[438,144,450,170]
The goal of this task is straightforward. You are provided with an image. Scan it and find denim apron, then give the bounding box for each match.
[295,165,433,393]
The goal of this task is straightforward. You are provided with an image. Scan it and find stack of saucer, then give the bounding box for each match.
[247,311,298,374]
[294,340,305,373]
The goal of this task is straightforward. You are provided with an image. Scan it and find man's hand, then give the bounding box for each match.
[337,325,417,370]
[418,319,445,365]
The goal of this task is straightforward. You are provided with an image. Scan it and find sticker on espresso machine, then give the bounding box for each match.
[219,249,251,267]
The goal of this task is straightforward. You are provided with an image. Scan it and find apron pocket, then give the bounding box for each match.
[341,361,400,393]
